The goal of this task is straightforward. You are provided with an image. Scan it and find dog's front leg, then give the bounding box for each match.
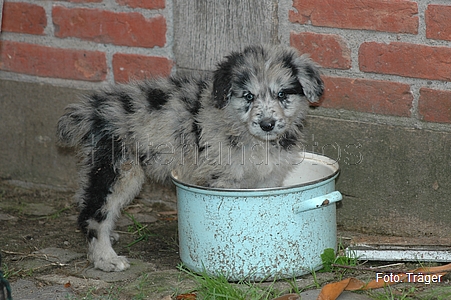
[87,218,130,272]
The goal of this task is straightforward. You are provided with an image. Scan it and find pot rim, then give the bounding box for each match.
[171,151,340,193]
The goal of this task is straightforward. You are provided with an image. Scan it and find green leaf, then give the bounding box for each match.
[320,248,336,272]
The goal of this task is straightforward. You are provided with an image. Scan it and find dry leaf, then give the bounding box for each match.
[176,293,196,300]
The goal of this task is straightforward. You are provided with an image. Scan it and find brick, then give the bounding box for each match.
[1,2,46,35]
[289,0,418,34]
[66,0,102,2]
[116,0,165,9]
[0,41,107,81]
[53,6,166,48]
[290,32,351,69]
[113,53,173,83]
[359,42,451,81]
[319,76,413,117]
[425,5,451,42]
[418,88,451,123]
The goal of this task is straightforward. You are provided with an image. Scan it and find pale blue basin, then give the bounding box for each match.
[172,152,341,281]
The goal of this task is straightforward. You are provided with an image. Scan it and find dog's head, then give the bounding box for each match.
[212,45,324,141]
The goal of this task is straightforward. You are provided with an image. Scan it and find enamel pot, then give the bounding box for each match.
[171,152,341,281]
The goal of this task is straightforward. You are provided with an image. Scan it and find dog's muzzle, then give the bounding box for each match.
[259,118,276,132]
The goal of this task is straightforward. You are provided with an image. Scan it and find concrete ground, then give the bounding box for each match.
[6,246,371,300]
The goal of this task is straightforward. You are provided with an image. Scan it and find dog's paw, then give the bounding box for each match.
[94,255,130,272]
[89,240,130,272]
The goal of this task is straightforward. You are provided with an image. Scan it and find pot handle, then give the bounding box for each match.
[293,191,342,214]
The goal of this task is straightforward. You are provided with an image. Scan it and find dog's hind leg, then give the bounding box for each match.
[78,155,145,272]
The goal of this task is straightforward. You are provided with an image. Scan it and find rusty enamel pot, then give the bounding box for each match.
[171,152,341,281]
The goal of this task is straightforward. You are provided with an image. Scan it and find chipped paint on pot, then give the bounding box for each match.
[172,152,341,281]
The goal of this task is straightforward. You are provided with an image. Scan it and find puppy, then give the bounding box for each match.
[57,44,324,272]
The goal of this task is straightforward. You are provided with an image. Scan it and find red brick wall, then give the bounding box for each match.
[1,0,450,125]
[289,0,451,124]
[0,1,172,84]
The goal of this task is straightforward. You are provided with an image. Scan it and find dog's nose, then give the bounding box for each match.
[260,119,276,132]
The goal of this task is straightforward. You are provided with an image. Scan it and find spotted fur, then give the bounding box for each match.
[57,44,324,272]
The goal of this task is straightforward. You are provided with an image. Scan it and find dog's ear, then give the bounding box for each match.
[212,52,242,109]
[294,55,324,103]
[212,68,232,109]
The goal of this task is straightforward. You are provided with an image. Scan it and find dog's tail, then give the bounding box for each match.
[56,100,94,148]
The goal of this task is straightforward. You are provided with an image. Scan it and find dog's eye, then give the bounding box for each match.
[243,92,254,102]
[277,91,286,100]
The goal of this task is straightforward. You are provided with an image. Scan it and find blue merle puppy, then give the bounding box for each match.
[57,44,324,271]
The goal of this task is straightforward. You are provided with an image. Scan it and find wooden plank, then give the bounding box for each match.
[173,0,279,71]
[347,245,451,262]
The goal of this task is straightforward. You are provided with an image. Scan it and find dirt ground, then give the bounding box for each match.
[0,179,185,299]
[1,179,451,299]
[0,179,181,270]
[0,181,183,269]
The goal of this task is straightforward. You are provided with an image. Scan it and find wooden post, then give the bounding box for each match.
[173,0,279,72]
[0,0,4,33]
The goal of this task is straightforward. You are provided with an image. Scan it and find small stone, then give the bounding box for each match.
[22,203,57,216]
[0,213,17,221]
